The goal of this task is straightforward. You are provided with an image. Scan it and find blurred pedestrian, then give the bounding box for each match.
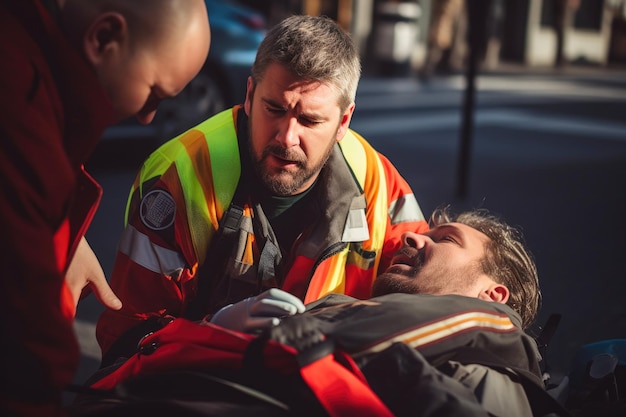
[553,0,581,67]
[0,0,210,415]
[96,14,429,367]
[420,0,466,79]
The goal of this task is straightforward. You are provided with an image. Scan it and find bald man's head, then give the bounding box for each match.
[60,0,211,123]
[61,0,204,45]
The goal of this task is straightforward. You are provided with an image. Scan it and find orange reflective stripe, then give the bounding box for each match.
[304,248,349,304]
[352,310,517,359]
[303,131,390,302]
[348,131,388,258]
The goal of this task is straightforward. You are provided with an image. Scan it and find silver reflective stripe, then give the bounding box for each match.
[342,195,370,242]
[118,225,187,275]
[342,208,370,242]
[388,193,425,225]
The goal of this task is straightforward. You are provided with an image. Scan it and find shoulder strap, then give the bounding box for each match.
[183,110,250,320]
[184,178,249,321]
[185,110,288,319]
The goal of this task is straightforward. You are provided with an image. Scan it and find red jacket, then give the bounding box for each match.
[0,1,114,416]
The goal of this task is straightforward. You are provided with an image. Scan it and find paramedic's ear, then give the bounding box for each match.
[335,102,355,143]
[479,284,510,304]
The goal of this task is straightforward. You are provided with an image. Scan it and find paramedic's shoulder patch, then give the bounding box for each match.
[140,190,176,230]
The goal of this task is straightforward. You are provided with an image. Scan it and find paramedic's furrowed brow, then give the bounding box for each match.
[262,97,327,123]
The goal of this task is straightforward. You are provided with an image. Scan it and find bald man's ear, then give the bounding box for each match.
[83,12,127,65]
[479,284,510,304]
[244,76,254,116]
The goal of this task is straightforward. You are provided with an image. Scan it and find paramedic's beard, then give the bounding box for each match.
[252,142,334,196]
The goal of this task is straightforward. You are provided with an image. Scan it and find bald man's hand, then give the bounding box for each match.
[65,237,122,314]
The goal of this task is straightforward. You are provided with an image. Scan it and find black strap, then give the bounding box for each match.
[184,110,258,320]
[536,313,562,381]
[99,316,167,368]
[185,110,287,319]
[251,203,282,288]
[536,313,562,350]
[184,180,248,321]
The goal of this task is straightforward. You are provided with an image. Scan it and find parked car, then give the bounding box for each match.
[101,0,266,144]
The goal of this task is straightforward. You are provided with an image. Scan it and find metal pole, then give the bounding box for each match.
[456,0,488,200]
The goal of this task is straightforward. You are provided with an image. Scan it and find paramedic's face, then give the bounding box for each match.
[373,223,494,298]
[244,63,355,196]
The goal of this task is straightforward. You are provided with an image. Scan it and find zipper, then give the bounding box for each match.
[306,241,348,284]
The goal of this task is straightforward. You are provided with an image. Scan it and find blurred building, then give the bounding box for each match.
[513,0,619,66]
[242,0,626,72]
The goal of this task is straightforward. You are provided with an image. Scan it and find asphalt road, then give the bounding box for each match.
[75,64,626,393]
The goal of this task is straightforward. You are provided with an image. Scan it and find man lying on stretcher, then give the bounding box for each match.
[82,206,569,417]
[202,206,558,416]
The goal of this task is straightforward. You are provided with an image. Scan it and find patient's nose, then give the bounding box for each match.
[402,231,428,250]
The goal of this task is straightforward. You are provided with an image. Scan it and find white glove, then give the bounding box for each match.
[209,288,306,333]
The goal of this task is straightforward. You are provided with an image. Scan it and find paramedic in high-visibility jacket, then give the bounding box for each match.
[96,15,429,362]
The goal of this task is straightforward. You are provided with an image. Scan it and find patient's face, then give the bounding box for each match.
[372,223,492,298]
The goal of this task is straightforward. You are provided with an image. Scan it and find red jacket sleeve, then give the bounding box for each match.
[0,7,77,417]
[96,173,201,357]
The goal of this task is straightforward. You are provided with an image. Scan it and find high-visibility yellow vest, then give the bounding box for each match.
[127,107,417,304]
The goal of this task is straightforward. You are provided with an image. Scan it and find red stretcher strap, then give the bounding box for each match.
[299,353,394,417]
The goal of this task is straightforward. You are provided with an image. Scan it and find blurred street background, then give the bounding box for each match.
[73,0,626,397]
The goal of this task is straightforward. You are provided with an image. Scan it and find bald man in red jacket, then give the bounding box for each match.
[0,1,210,415]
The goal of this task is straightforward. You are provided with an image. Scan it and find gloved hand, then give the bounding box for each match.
[209,288,306,333]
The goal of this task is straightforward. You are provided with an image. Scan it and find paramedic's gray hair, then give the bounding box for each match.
[251,15,361,112]
[430,206,541,330]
